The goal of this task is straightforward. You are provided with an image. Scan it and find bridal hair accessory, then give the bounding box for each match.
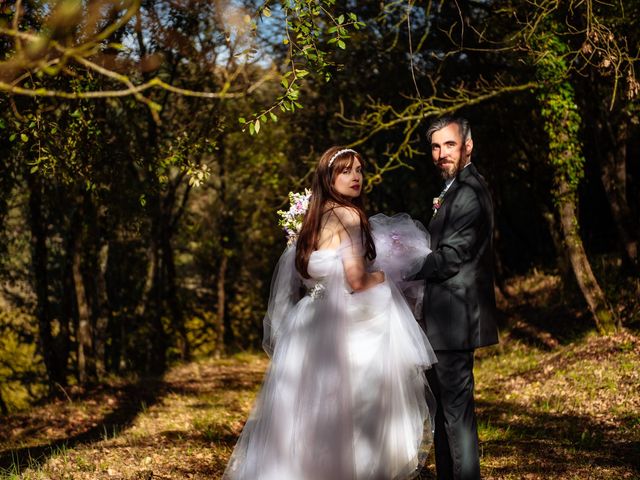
[328,148,358,168]
[277,188,312,245]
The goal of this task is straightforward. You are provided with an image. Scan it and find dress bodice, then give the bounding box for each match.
[306,248,341,281]
[304,249,345,298]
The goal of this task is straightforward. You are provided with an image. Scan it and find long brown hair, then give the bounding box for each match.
[295,147,376,278]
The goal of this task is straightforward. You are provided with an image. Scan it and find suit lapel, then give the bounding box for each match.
[428,204,445,247]
[429,181,458,247]
[428,165,473,247]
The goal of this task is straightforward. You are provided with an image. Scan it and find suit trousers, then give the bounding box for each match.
[426,350,480,480]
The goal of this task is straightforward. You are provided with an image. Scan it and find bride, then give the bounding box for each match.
[223,147,437,480]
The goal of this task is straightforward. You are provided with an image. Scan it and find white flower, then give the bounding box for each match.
[277,188,312,244]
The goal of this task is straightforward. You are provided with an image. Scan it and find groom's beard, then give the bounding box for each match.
[438,147,469,180]
[439,164,457,180]
[438,158,462,180]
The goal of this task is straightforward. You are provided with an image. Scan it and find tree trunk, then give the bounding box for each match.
[557,179,617,333]
[534,29,618,334]
[214,141,234,355]
[162,178,192,362]
[82,194,110,377]
[134,223,167,373]
[59,230,76,386]
[107,314,124,373]
[73,244,97,385]
[214,253,227,359]
[541,208,573,294]
[94,242,111,376]
[149,206,168,374]
[135,61,167,374]
[598,119,638,267]
[66,195,98,385]
[107,244,125,373]
[136,241,157,319]
[27,174,64,393]
[150,238,168,373]
[163,234,190,361]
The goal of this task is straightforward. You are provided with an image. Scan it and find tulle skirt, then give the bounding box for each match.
[223,273,436,480]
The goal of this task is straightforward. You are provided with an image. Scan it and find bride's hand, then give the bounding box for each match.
[371,270,385,284]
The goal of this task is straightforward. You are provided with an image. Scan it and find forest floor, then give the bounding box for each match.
[0,272,639,480]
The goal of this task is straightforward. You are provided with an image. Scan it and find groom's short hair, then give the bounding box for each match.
[426,116,472,144]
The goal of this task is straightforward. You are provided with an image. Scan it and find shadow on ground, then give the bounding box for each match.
[0,377,167,473]
[477,396,640,478]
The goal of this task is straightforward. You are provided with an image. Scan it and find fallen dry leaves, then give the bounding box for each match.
[0,270,638,479]
[0,355,268,479]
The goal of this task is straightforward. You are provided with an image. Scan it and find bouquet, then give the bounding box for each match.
[277,189,311,245]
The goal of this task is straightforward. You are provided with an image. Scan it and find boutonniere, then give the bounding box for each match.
[432,195,444,216]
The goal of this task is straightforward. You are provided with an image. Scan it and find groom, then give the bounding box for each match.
[420,116,499,480]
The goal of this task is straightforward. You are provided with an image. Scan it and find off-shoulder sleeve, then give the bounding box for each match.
[370,213,431,283]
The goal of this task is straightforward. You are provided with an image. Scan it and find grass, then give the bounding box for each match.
[0,336,638,479]
[0,354,268,479]
[474,332,640,479]
[0,272,638,479]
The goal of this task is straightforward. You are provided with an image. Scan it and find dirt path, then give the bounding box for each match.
[0,354,268,479]
[1,332,639,479]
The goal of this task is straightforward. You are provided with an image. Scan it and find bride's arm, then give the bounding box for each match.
[343,257,385,292]
[332,207,385,292]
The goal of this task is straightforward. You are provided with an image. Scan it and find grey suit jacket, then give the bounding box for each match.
[420,163,499,350]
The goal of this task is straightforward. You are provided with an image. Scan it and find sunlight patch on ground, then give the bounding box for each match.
[2,331,638,479]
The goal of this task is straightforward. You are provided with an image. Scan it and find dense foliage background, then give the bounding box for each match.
[0,0,638,413]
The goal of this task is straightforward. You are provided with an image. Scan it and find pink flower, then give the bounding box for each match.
[278,188,312,244]
[432,195,444,216]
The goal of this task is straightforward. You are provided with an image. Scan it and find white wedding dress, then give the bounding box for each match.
[223,214,437,480]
